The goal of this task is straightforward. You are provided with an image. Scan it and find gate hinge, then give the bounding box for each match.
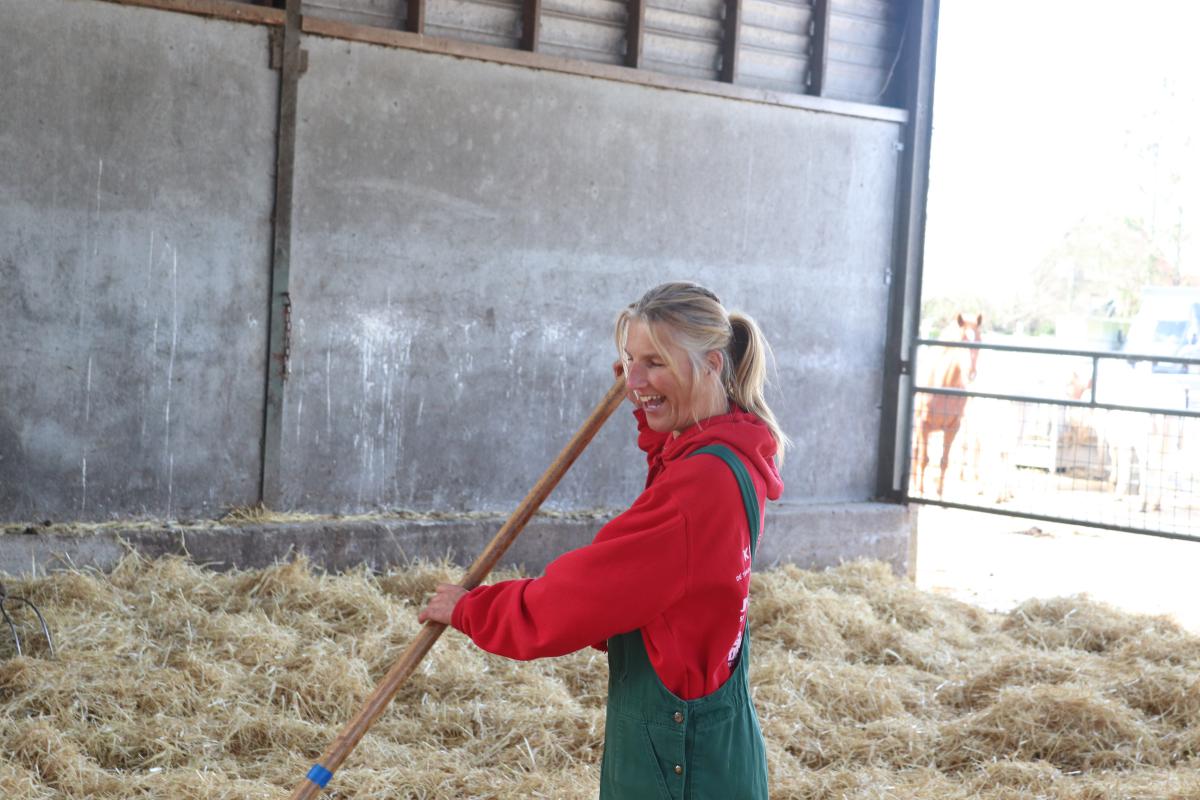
[269,28,309,73]
[899,359,911,375]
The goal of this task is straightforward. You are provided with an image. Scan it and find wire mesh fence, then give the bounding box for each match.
[906,339,1200,542]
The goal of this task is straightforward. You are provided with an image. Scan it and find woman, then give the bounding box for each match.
[420,281,787,798]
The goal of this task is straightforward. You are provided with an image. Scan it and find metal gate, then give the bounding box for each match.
[904,338,1200,543]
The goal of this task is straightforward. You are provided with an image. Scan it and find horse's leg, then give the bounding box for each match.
[913,422,929,495]
[1115,443,1129,494]
[939,417,962,498]
[1105,436,1119,489]
[1104,412,1123,489]
[958,414,974,481]
[963,408,983,486]
[1108,411,1133,497]
[1140,414,1168,513]
[1134,424,1149,511]
[970,434,980,483]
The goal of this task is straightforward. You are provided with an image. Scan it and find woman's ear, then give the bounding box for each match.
[705,349,724,376]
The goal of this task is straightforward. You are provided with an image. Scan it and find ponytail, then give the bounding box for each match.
[725,313,791,464]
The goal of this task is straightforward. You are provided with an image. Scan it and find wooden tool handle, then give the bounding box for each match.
[288,376,628,799]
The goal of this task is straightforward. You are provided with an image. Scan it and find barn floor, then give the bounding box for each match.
[2,553,1198,798]
[916,506,1200,633]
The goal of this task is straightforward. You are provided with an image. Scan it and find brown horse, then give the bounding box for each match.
[911,313,982,497]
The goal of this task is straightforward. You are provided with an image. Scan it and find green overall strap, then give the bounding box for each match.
[688,445,760,561]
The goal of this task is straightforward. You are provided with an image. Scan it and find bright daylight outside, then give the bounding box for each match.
[913,1,1200,633]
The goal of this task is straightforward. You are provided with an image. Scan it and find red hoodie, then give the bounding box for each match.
[451,406,784,700]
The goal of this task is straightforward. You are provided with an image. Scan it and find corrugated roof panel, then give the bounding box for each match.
[834,0,900,23]
[817,0,903,104]
[830,11,900,50]
[828,37,894,69]
[639,0,724,80]
[823,58,890,103]
[302,0,404,28]
[538,10,626,64]
[641,35,722,80]
[739,22,807,55]
[740,0,812,36]
[734,0,811,93]
[738,43,808,90]
[639,57,721,82]
[542,0,628,25]
[294,0,905,108]
[424,0,522,48]
[645,6,724,40]
[647,0,724,18]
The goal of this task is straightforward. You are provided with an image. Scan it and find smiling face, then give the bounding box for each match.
[622,318,727,436]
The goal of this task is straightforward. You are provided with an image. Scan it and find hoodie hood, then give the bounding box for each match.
[655,407,784,502]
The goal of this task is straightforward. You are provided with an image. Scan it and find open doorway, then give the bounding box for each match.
[913,1,1200,630]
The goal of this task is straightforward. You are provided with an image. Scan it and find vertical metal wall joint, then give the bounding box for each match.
[405,0,426,34]
[719,0,743,83]
[874,0,940,502]
[270,29,309,73]
[625,0,646,68]
[261,0,305,507]
[808,0,831,96]
[521,0,543,51]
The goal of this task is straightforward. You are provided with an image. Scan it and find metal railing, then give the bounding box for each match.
[905,339,1200,543]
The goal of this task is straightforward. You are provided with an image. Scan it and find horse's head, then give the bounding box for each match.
[957,313,983,382]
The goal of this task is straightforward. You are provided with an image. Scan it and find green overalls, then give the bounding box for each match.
[599,445,770,800]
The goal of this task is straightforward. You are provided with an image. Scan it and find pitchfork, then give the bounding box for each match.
[0,580,55,658]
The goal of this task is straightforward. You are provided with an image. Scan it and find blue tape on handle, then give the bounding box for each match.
[307,764,334,788]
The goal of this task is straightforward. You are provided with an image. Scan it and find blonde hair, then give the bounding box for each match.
[614,281,791,464]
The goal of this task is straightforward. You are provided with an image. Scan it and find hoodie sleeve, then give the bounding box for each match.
[450,485,689,660]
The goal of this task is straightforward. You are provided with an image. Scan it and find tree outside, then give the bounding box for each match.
[921,3,1200,343]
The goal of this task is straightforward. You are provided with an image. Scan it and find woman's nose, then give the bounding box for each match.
[625,363,648,388]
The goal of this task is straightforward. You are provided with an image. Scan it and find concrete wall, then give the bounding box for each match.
[1,0,277,522]
[283,36,900,514]
[2,0,907,566]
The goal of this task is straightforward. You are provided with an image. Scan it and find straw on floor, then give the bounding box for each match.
[1,554,1197,799]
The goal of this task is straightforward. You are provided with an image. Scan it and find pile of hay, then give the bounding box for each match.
[2,556,1198,799]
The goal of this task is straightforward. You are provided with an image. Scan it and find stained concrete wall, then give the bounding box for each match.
[2,0,909,572]
[283,37,901,514]
[0,0,277,522]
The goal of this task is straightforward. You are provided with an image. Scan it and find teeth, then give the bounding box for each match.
[637,394,665,405]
